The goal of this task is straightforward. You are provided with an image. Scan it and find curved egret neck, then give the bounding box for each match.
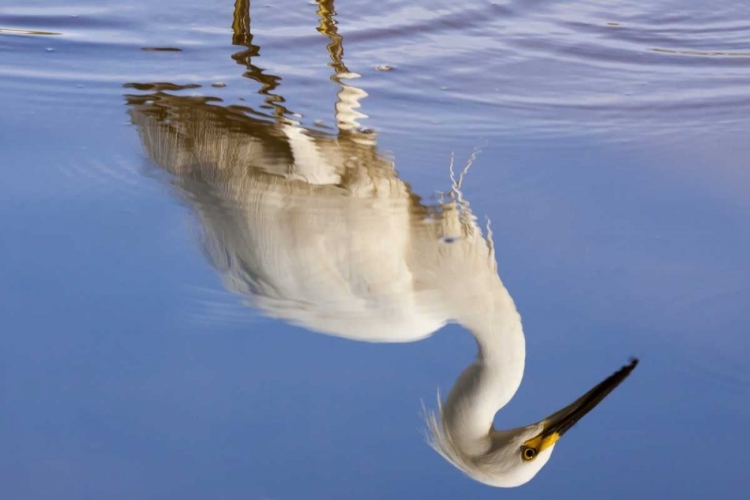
[442,285,525,456]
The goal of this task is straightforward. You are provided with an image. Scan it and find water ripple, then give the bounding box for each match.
[3,0,750,140]
[330,0,750,137]
[48,154,159,203]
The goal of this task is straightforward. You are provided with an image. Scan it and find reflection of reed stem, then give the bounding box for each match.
[315,0,349,75]
[230,0,287,118]
[232,0,251,47]
[315,0,369,133]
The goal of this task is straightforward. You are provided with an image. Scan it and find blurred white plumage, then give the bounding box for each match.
[124,0,637,486]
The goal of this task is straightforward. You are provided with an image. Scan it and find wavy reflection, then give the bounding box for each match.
[125,0,636,488]
[230,0,286,116]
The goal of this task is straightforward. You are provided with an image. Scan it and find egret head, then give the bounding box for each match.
[426,358,638,487]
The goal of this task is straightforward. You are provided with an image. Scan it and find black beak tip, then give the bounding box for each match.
[613,357,639,382]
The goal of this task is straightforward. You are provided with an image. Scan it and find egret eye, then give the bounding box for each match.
[521,446,538,462]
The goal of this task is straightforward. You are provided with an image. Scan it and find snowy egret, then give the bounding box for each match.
[127,92,637,486]
[123,0,637,486]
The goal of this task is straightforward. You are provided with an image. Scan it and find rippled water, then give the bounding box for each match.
[2,0,749,498]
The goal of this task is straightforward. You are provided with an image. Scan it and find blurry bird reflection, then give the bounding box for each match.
[123,0,636,487]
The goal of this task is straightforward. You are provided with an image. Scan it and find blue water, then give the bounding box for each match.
[1,1,749,498]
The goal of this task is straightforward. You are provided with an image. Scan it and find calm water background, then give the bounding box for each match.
[2,0,749,498]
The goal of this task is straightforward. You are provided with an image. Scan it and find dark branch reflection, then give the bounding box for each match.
[230,0,286,116]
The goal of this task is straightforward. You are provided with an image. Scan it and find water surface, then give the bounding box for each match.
[1,1,749,498]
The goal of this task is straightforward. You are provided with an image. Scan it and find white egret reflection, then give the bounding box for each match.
[123,0,637,487]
